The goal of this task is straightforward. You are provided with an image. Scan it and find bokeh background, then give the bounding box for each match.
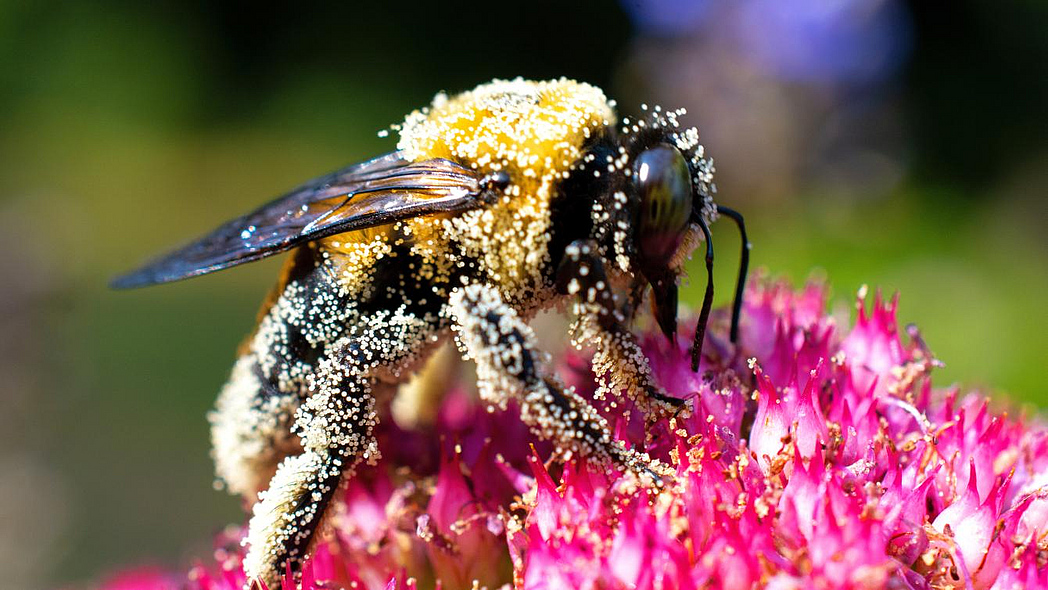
[1,0,1046,587]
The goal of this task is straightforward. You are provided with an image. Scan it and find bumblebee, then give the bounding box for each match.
[114,78,749,587]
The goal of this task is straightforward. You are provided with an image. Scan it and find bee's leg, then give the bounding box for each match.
[242,308,433,589]
[448,283,668,481]
[556,239,690,417]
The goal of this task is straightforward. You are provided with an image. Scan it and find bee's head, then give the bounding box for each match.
[631,143,694,342]
[617,108,716,345]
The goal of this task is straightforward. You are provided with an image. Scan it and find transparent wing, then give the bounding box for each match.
[112,152,487,288]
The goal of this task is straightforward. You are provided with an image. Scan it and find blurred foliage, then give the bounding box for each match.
[0,0,1045,587]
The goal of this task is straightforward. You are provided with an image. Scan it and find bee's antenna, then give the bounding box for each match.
[691,215,714,372]
[716,205,749,344]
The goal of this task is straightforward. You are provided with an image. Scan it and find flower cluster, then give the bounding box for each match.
[101,277,1048,590]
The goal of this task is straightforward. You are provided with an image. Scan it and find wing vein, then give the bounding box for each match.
[111,152,489,288]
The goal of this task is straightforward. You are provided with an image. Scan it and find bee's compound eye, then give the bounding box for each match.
[634,144,693,266]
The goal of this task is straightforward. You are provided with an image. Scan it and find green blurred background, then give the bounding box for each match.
[1,0,1045,587]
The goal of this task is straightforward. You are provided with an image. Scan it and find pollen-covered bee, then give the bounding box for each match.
[113,78,749,587]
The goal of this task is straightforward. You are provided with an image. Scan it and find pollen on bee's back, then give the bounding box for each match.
[396,78,615,184]
[396,78,617,300]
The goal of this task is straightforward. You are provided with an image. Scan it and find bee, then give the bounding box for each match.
[113,78,749,587]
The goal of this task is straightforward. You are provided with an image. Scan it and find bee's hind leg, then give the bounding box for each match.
[448,283,668,483]
[242,310,432,589]
[556,239,691,418]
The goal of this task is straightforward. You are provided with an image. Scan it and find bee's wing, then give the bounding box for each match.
[112,152,487,288]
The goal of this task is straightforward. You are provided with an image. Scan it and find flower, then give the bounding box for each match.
[100,276,1048,590]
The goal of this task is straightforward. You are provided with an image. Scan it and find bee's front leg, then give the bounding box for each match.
[447,283,668,482]
[242,310,431,589]
[556,239,691,418]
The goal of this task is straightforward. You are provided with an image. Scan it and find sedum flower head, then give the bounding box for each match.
[102,276,1048,590]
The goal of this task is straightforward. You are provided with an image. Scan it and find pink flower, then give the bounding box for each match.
[749,362,829,469]
[100,567,178,590]
[98,277,1048,590]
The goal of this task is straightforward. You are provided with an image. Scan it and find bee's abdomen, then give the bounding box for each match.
[209,355,300,497]
[210,239,456,497]
[210,247,357,496]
